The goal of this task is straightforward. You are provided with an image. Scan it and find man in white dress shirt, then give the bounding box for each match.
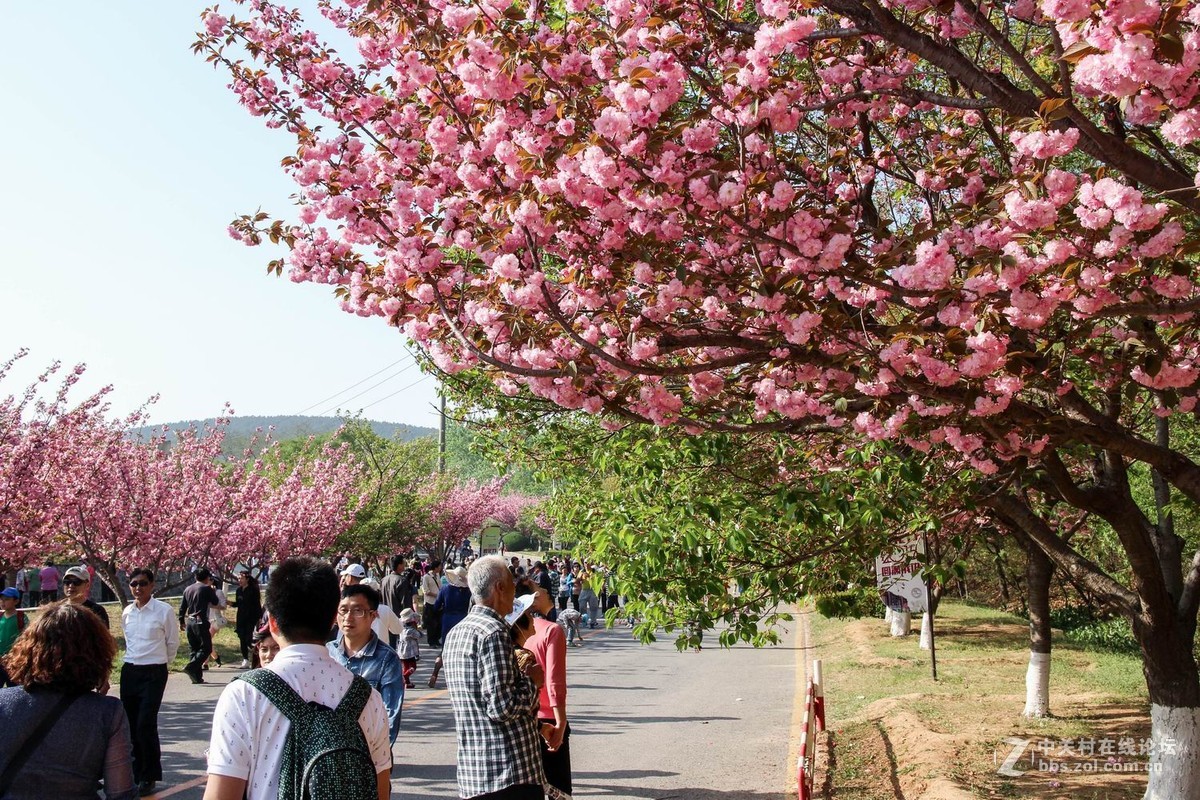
[121,567,180,798]
[204,557,392,800]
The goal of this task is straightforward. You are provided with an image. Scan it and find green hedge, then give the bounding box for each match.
[502,531,533,551]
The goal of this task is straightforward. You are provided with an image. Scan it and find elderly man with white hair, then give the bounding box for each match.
[443,555,546,800]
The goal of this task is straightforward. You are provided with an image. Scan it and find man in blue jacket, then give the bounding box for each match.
[327,583,405,744]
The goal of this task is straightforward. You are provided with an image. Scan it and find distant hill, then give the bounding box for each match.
[136,415,436,455]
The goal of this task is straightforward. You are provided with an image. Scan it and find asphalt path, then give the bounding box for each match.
[131,621,801,800]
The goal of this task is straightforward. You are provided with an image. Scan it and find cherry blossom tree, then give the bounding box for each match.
[0,351,113,572]
[200,0,1200,791]
[415,475,533,557]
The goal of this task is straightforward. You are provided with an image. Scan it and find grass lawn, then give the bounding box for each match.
[42,598,250,686]
[810,600,1150,799]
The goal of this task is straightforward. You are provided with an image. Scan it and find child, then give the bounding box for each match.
[558,606,584,647]
[399,608,421,688]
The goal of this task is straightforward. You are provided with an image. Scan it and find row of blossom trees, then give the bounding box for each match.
[1,351,362,603]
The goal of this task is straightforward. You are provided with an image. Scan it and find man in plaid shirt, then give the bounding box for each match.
[444,555,546,800]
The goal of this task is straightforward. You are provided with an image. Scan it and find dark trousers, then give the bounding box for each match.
[540,719,572,795]
[469,784,543,800]
[236,626,253,661]
[121,663,168,782]
[557,594,570,610]
[40,590,58,604]
[423,604,442,647]
[186,620,211,676]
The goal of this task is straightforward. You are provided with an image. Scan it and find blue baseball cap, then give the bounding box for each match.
[0,587,19,600]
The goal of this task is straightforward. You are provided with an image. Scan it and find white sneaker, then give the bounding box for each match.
[239,659,250,669]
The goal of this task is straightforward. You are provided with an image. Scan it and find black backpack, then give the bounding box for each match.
[402,568,420,595]
[236,669,379,800]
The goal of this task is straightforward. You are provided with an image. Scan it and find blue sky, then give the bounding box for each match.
[0,3,440,429]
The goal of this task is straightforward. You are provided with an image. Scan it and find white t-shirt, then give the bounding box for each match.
[373,603,404,640]
[207,643,392,800]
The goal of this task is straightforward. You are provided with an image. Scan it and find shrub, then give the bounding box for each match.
[814,587,885,620]
[502,531,532,551]
[1063,619,1140,654]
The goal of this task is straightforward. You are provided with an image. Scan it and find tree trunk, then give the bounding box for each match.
[1133,611,1200,799]
[919,581,942,650]
[1145,705,1200,800]
[890,610,911,636]
[1024,541,1054,718]
[92,560,131,606]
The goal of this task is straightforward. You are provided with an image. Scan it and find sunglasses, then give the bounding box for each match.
[63,579,86,586]
[128,580,150,588]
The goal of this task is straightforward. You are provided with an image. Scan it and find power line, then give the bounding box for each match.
[354,374,433,413]
[295,356,411,415]
[315,361,419,417]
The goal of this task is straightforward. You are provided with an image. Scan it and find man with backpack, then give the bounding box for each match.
[203,557,393,800]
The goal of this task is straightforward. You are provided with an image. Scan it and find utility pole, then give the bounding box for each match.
[437,388,446,474]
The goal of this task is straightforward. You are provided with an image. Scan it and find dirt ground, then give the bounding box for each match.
[812,604,1151,800]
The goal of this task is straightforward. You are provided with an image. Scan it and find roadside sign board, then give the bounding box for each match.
[876,540,928,613]
[480,521,503,553]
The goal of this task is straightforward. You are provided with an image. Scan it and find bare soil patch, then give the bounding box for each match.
[812,602,1149,800]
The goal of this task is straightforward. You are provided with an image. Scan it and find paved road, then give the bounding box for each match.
[141,622,801,800]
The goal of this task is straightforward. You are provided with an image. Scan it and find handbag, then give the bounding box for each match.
[0,691,82,795]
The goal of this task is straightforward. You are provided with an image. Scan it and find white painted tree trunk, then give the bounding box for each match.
[890,610,911,637]
[919,612,933,649]
[1144,705,1200,799]
[884,607,893,624]
[1022,651,1050,718]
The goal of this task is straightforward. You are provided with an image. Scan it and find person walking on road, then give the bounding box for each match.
[421,561,444,647]
[555,563,572,611]
[178,568,220,684]
[577,567,599,629]
[380,556,416,647]
[230,569,263,669]
[443,555,546,800]
[203,557,391,800]
[427,566,472,688]
[38,561,59,604]
[120,568,179,797]
[14,568,30,610]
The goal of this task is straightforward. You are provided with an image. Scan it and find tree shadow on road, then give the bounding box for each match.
[573,783,791,799]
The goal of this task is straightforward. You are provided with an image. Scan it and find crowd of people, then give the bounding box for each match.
[0,550,621,800]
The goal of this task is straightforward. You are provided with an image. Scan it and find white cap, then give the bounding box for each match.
[505,594,536,626]
[341,564,368,579]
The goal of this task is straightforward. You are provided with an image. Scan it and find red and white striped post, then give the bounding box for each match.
[797,677,816,800]
[798,659,827,800]
[812,659,825,732]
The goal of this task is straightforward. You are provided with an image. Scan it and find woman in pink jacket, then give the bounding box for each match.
[511,577,571,796]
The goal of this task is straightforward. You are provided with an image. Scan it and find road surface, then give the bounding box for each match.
[138,621,803,800]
